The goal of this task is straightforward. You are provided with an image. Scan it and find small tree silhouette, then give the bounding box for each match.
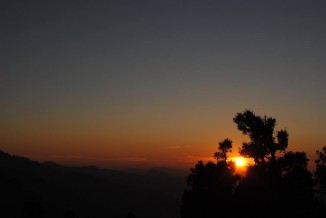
[214,138,232,162]
[277,152,314,214]
[315,145,326,217]
[316,145,326,190]
[181,139,239,218]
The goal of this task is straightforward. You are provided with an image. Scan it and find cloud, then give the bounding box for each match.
[88,156,148,162]
[186,155,215,162]
[167,145,192,149]
[19,153,148,163]
[17,153,83,160]
[114,157,148,162]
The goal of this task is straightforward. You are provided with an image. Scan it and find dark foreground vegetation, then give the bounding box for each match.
[1,110,326,218]
[182,110,326,218]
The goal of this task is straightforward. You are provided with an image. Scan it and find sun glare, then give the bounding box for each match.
[234,157,246,167]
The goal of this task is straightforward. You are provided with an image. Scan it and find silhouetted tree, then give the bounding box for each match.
[181,139,239,218]
[214,138,232,161]
[316,145,326,191]
[182,110,321,217]
[277,152,315,215]
[315,145,326,217]
[233,111,319,217]
[278,151,309,174]
[234,152,315,217]
[233,112,317,216]
[233,110,288,165]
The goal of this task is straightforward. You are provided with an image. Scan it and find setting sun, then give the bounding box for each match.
[234,157,247,167]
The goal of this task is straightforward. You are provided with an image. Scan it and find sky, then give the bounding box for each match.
[1,0,326,170]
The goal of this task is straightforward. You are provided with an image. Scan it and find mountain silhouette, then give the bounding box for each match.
[0,150,184,218]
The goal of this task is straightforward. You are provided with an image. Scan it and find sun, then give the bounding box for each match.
[234,157,246,167]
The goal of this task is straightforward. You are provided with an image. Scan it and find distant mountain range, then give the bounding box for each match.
[0,150,187,218]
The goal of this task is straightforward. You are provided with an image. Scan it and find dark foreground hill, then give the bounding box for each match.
[0,150,185,218]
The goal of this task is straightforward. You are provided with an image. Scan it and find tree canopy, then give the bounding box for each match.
[181,109,325,218]
[181,139,239,218]
[233,109,288,164]
[213,138,232,162]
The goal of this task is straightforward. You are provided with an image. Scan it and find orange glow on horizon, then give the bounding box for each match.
[231,157,248,168]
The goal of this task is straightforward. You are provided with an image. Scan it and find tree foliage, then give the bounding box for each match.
[181,139,239,218]
[316,146,326,190]
[214,138,232,161]
[181,109,325,218]
[233,110,288,164]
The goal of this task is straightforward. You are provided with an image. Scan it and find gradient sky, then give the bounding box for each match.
[1,0,326,170]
